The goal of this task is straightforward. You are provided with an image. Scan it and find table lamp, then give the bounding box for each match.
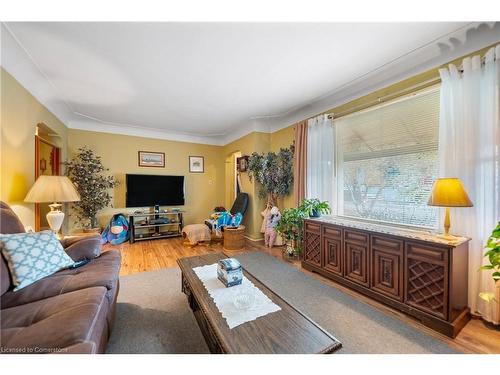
[25,176,80,235]
[427,178,473,240]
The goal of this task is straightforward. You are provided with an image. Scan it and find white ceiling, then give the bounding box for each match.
[1,22,498,145]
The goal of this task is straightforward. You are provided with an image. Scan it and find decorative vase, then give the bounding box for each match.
[310,209,320,218]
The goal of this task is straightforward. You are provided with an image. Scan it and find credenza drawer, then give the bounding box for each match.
[371,235,403,254]
[305,221,321,234]
[405,242,448,264]
[344,229,368,245]
[323,225,342,239]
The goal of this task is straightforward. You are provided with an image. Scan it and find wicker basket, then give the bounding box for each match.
[223,225,246,251]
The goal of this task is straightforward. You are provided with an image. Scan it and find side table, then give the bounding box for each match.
[223,225,246,252]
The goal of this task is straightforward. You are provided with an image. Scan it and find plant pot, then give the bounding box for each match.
[283,240,300,260]
[310,209,321,218]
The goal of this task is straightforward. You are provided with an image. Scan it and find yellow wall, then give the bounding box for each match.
[223,132,273,240]
[67,129,225,230]
[0,68,68,229]
[221,128,298,239]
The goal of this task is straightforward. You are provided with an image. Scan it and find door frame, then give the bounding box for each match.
[34,135,61,231]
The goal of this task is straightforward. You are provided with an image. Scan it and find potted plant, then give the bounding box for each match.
[299,198,331,217]
[65,147,118,232]
[479,222,500,304]
[276,207,307,258]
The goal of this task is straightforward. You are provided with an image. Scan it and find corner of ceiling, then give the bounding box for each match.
[221,119,271,146]
[1,22,75,128]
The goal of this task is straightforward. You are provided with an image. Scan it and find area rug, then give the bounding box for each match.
[107,252,460,354]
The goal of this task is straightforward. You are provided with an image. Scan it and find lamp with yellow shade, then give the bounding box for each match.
[427,178,473,240]
[24,176,80,236]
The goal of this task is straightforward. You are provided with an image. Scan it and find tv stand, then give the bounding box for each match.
[129,210,184,244]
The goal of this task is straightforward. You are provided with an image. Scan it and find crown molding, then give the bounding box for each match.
[68,118,226,146]
[221,119,271,146]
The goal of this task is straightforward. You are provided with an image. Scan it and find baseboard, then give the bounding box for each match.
[244,235,264,242]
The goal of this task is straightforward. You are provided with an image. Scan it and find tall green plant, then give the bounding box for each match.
[479,222,500,303]
[247,147,294,206]
[65,147,118,229]
[276,207,307,253]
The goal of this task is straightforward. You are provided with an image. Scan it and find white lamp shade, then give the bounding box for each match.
[25,176,80,203]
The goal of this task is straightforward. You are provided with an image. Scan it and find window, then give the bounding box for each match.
[333,87,440,228]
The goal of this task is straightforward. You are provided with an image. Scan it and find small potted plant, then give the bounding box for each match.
[479,222,500,305]
[299,198,331,218]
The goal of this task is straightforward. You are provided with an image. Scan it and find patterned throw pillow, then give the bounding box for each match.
[0,230,74,291]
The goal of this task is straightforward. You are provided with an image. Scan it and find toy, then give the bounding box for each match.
[208,210,243,237]
[264,206,281,248]
[101,213,129,245]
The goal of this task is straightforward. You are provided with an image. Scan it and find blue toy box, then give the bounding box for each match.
[217,258,243,287]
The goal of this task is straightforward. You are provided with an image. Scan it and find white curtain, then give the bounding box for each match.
[438,44,500,324]
[306,114,334,205]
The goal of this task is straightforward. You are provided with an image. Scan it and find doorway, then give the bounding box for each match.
[225,151,241,209]
[35,131,61,231]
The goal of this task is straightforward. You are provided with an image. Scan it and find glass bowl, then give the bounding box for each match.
[233,290,256,310]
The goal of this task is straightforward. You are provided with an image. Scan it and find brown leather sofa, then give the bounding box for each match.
[0,202,121,354]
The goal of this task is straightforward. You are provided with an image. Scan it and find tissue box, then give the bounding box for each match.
[217,258,243,287]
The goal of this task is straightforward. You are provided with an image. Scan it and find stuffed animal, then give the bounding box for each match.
[101,213,129,245]
[264,206,281,248]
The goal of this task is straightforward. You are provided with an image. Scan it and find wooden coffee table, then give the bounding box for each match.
[177,253,342,354]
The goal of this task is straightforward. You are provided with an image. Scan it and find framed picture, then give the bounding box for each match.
[138,151,165,167]
[189,156,204,173]
[39,158,47,173]
[237,155,249,172]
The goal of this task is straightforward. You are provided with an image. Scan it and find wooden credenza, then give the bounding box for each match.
[302,217,470,338]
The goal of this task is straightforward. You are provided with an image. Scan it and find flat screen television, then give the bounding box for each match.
[126,174,185,207]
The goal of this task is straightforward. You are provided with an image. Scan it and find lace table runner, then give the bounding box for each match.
[192,263,281,329]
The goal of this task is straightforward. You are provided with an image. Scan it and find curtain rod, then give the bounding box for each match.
[324,76,441,120]
[317,45,497,122]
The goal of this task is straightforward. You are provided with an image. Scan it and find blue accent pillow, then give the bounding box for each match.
[0,230,75,291]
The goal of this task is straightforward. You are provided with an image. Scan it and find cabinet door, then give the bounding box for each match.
[371,235,403,301]
[344,242,369,287]
[323,236,343,276]
[404,242,449,320]
[303,223,322,268]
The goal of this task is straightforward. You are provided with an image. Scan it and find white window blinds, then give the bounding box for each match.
[333,87,440,228]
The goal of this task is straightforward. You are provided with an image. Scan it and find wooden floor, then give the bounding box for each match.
[104,237,500,354]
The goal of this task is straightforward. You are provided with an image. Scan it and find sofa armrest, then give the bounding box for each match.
[62,235,102,261]
[60,233,100,248]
